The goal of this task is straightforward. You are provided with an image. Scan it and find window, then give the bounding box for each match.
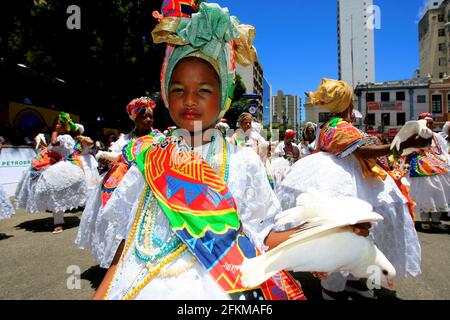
[438,14,445,22]
[366,92,375,102]
[397,113,406,126]
[382,113,390,126]
[365,113,375,126]
[439,57,448,66]
[439,43,446,51]
[439,28,446,36]
[440,72,445,78]
[381,92,390,102]
[417,95,426,103]
[432,94,443,113]
[396,91,406,101]
[446,94,450,113]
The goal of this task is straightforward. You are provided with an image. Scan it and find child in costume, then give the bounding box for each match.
[76,97,164,268]
[15,112,88,233]
[93,2,372,300]
[276,78,423,300]
[406,113,450,231]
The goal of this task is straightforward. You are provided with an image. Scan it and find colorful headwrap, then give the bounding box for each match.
[126,97,156,121]
[308,78,353,114]
[58,112,78,133]
[152,2,257,118]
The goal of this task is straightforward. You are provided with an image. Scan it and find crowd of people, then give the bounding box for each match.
[1,1,450,301]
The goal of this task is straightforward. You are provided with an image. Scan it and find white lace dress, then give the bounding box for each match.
[79,146,100,192]
[277,151,421,278]
[104,144,279,299]
[75,134,135,264]
[407,133,450,215]
[15,135,88,213]
[0,185,14,219]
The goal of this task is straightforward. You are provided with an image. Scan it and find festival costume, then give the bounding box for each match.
[76,130,165,268]
[0,185,14,219]
[15,134,88,214]
[103,1,304,300]
[104,135,304,300]
[407,133,450,220]
[277,80,421,293]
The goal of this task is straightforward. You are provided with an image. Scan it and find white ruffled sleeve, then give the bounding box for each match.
[57,134,76,150]
[231,147,280,252]
[93,165,145,268]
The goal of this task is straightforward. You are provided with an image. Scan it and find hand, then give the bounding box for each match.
[352,222,371,237]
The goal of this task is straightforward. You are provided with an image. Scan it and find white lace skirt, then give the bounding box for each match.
[407,173,450,214]
[15,161,88,213]
[0,185,14,219]
[277,152,421,278]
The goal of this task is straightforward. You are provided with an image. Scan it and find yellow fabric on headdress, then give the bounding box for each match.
[309,78,353,114]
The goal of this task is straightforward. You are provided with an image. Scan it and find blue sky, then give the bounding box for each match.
[215,0,428,113]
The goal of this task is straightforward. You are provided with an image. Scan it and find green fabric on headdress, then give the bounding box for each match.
[163,3,241,118]
[58,112,77,133]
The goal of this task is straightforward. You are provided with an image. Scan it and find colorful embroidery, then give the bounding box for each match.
[136,136,305,300]
[31,148,62,172]
[318,118,364,157]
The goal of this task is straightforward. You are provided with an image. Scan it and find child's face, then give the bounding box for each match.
[168,57,221,133]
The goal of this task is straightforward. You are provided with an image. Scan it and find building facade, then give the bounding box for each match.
[338,0,375,88]
[429,77,450,126]
[419,0,450,79]
[354,79,429,132]
[271,90,301,132]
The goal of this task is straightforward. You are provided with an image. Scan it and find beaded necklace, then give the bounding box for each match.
[108,134,230,300]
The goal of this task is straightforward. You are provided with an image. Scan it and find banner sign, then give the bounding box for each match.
[367,102,403,111]
[0,147,37,197]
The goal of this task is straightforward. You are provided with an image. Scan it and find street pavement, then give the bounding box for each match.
[0,209,449,300]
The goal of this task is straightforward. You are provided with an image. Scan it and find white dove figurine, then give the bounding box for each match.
[390,119,433,156]
[34,133,47,149]
[240,189,396,289]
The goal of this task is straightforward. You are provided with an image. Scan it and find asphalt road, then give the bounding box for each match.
[0,209,449,300]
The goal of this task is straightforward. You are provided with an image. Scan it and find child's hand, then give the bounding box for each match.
[352,223,371,237]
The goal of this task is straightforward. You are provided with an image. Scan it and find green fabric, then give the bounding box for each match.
[58,112,77,133]
[164,2,240,117]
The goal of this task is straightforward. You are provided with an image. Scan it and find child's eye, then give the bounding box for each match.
[170,88,184,93]
[199,88,212,93]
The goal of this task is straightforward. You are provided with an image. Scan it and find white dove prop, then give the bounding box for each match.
[34,133,47,149]
[240,189,396,289]
[390,119,433,156]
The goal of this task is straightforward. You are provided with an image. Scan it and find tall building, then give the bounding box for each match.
[419,0,450,79]
[236,60,264,98]
[271,90,301,132]
[338,0,375,88]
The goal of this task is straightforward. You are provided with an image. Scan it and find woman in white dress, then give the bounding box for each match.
[15,112,88,233]
[277,78,423,300]
[406,114,450,231]
[0,185,14,220]
[75,97,162,267]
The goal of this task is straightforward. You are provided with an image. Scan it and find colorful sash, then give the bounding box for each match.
[101,131,164,207]
[319,118,387,180]
[31,148,62,172]
[136,136,305,300]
